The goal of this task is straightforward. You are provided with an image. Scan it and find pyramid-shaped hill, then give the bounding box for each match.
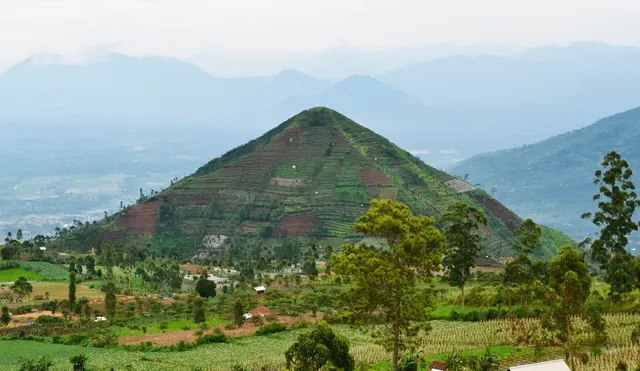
[116,107,572,259]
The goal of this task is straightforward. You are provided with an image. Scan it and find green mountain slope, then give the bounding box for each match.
[108,107,569,259]
[452,106,640,248]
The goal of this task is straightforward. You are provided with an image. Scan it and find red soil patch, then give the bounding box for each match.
[116,200,162,236]
[277,212,315,237]
[472,196,522,231]
[362,167,393,185]
[119,314,322,346]
[249,306,274,317]
[180,264,208,275]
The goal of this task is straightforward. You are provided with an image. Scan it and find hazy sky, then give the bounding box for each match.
[2,0,640,71]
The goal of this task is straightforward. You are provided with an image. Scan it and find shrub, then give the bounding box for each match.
[68,334,89,345]
[255,322,287,336]
[196,330,227,345]
[18,356,52,371]
[70,354,88,371]
[35,316,64,325]
[291,320,309,329]
[250,316,264,327]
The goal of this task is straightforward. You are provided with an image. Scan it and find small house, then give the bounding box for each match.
[95,316,107,322]
[243,313,253,320]
[254,286,265,294]
[507,360,571,371]
[39,246,46,251]
[429,361,447,371]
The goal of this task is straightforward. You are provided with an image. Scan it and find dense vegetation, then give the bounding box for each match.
[452,106,640,247]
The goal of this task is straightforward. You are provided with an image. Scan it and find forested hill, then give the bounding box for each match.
[57,107,573,260]
[452,106,640,249]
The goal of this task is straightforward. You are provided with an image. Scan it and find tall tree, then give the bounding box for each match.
[193,296,206,324]
[441,202,487,309]
[104,281,117,322]
[285,321,355,371]
[11,277,33,296]
[233,300,246,327]
[548,245,592,370]
[1,306,10,326]
[331,199,445,371]
[68,272,77,311]
[195,276,217,298]
[513,219,542,255]
[502,219,542,305]
[582,151,640,296]
[16,229,23,241]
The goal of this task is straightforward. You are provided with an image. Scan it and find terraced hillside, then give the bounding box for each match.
[113,107,571,259]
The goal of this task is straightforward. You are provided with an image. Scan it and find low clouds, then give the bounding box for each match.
[1,0,640,72]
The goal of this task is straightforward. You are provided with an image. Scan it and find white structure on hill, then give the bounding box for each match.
[508,360,570,371]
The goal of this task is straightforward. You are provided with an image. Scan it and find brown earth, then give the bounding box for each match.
[118,314,323,346]
[362,166,393,185]
[472,196,522,231]
[278,212,315,237]
[116,200,162,236]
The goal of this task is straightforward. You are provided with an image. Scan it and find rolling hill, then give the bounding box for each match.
[98,107,572,260]
[451,106,640,251]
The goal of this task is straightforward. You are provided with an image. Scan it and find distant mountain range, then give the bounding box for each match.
[451,106,640,253]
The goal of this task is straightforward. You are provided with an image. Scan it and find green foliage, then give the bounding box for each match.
[255,322,287,336]
[69,271,77,309]
[18,357,52,371]
[331,199,445,371]
[1,306,10,326]
[193,297,206,324]
[548,244,593,369]
[35,315,65,325]
[69,354,88,371]
[442,202,487,309]
[233,300,245,327]
[11,276,33,296]
[513,219,542,255]
[582,151,640,296]
[195,277,217,298]
[196,329,227,345]
[104,281,117,321]
[285,321,355,371]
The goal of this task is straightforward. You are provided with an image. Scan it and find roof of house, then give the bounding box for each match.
[254,286,266,291]
[429,361,447,370]
[508,360,571,371]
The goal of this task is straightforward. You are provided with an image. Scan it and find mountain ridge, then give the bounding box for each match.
[451,106,640,250]
[93,107,573,260]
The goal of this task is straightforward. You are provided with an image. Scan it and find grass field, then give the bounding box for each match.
[0,268,43,282]
[19,262,70,281]
[30,282,104,302]
[115,317,229,336]
[3,315,639,370]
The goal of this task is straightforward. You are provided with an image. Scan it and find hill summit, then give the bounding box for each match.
[114,107,571,259]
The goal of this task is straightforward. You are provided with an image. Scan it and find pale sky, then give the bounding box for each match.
[2,0,640,71]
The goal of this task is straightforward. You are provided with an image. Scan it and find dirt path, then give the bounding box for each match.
[119,315,323,346]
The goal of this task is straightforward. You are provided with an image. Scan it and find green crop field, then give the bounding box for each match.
[116,317,229,337]
[0,268,43,282]
[2,316,638,370]
[19,262,70,281]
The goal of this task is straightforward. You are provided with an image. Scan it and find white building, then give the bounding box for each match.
[508,360,571,371]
